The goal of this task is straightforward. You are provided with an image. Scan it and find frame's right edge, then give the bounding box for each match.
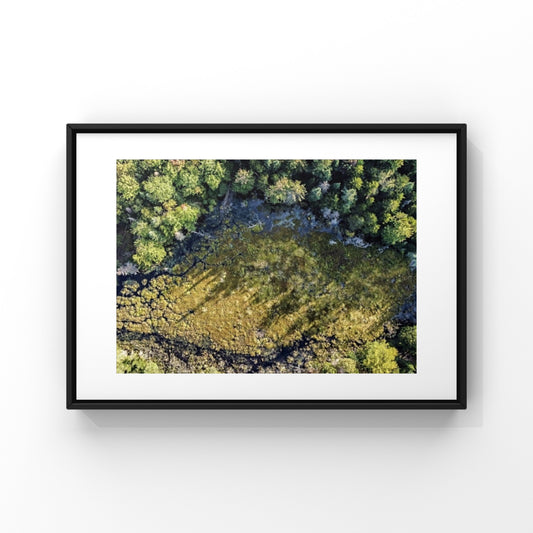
[456,124,467,408]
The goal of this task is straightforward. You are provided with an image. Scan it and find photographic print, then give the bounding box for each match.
[116,159,417,375]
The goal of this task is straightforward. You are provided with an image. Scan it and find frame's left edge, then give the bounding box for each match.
[66,125,77,409]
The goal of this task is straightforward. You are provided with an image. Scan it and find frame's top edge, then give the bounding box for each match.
[66,123,467,134]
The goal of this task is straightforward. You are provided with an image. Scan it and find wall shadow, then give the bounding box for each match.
[84,141,483,431]
[83,408,468,429]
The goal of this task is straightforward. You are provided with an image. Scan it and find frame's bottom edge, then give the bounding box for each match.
[67,399,466,410]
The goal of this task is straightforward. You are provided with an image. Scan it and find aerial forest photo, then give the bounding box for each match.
[116,159,417,374]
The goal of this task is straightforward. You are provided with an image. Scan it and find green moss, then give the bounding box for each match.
[116,349,162,374]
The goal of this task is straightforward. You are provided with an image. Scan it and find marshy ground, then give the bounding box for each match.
[117,202,415,373]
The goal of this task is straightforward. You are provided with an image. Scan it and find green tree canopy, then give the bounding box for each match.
[116,159,416,272]
[360,340,399,373]
[398,325,417,356]
[265,177,307,205]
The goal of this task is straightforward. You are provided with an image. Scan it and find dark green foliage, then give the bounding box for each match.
[117,159,416,273]
[309,187,323,202]
[398,325,417,356]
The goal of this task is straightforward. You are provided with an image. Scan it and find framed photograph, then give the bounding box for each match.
[67,124,466,409]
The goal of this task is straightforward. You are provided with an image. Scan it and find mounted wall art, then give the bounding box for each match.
[67,124,466,408]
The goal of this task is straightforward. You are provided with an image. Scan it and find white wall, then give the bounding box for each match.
[1,1,531,532]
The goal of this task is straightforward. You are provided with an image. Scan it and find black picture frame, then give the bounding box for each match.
[67,123,466,409]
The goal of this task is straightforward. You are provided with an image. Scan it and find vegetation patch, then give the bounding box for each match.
[117,225,415,373]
